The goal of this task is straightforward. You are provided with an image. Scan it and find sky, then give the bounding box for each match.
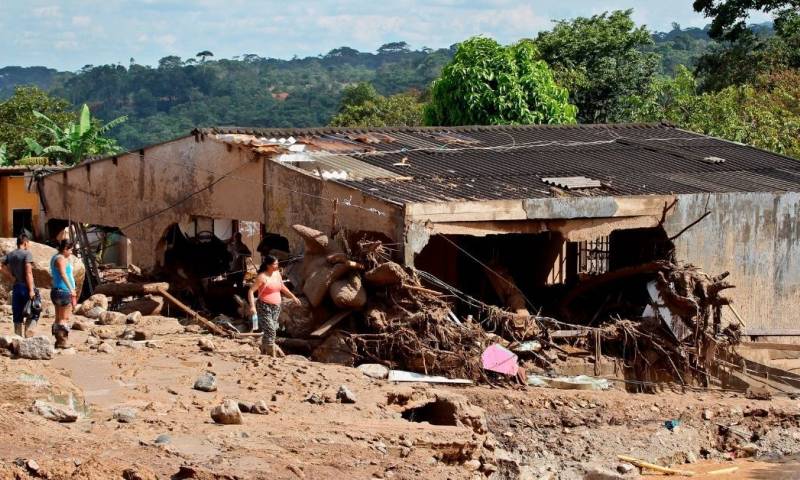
[0,0,774,71]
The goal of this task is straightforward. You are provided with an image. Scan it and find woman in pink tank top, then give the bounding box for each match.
[247,254,300,357]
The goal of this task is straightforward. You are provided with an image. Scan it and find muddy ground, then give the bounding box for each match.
[1,315,798,480]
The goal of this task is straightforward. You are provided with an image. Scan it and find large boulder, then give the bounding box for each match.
[210,400,242,425]
[15,336,55,360]
[279,297,318,337]
[329,273,367,309]
[0,239,85,297]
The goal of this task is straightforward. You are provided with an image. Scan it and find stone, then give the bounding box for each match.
[122,466,158,480]
[15,336,54,360]
[126,311,143,324]
[98,342,115,354]
[58,347,76,355]
[702,409,714,420]
[120,296,163,317]
[250,400,269,414]
[97,311,126,325]
[193,372,217,392]
[85,306,106,320]
[685,451,698,464]
[85,336,100,347]
[120,329,136,340]
[357,363,389,379]
[117,339,143,349]
[70,319,89,331]
[279,297,317,338]
[184,324,202,334]
[92,327,115,339]
[0,239,85,297]
[464,460,481,471]
[211,399,242,425]
[0,334,20,350]
[25,459,40,473]
[237,401,254,413]
[79,294,109,314]
[616,464,635,474]
[198,338,215,352]
[133,330,151,341]
[32,400,78,422]
[305,393,324,405]
[154,434,171,444]
[329,273,367,309]
[364,262,407,286]
[584,467,627,480]
[112,406,138,423]
[311,332,356,366]
[337,385,357,404]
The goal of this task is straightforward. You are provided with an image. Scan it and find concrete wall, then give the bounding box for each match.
[38,135,402,271]
[663,192,800,335]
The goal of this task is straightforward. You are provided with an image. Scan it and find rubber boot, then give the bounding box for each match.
[13,323,23,337]
[24,319,37,338]
[52,323,69,349]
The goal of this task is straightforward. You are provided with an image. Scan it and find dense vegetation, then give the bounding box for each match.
[1,1,798,162]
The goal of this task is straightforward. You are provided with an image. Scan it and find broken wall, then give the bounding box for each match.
[663,192,800,337]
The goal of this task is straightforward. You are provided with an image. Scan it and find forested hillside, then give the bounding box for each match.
[0,22,777,150]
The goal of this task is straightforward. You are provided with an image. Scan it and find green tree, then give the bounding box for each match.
[693,0,799,41]
[424,37,576,126]
[534,9,659,123]
[196,50,214,62]
[629,66,800,158]
[329,83,423,127]
[25,104,127,165]
[0,86,74,164]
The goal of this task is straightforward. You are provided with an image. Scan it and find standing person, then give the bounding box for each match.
[227,232,251,288]
[49,240,76,349]
[247,255,300,357]
[0,234,36,337]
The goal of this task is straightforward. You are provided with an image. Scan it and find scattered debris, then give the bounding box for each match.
[388,370,472,385]
[527,375,610,391]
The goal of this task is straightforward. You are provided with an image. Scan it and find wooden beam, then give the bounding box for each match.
[95,282,170,298]
[156,287,232,338]
[311,311,351,338]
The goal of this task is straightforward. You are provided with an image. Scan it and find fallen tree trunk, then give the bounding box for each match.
[156,287,232,337]
[95,282,170,298]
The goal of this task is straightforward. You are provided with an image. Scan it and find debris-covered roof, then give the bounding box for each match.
[198,123,800,204]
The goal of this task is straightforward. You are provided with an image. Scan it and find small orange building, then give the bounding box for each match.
[0,166,43,238]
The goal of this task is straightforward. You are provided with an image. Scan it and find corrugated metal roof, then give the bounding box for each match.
[196,123,800,204]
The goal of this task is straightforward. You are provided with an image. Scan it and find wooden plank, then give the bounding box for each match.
[95,282,170,297]
[550,329,590,338]
[311,311,351,338]
[616,455,695,476]
[156,287,232,338]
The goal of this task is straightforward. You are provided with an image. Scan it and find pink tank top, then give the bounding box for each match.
[258,272,282,305]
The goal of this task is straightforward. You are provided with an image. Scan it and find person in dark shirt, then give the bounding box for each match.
[1,234,36,337]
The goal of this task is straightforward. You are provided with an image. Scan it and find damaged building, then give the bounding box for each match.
[34,123,800,342]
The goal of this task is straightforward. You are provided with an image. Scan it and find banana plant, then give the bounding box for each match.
[0,143,8,166]
[24,104,127,165]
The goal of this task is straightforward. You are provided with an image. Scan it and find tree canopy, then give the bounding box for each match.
[535,9,659,123]
[424,37,577,126]
[693,0,799,41]
[0,86,75,163]
[329,83,423,127]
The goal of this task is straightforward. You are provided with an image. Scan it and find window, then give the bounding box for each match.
[577,236,610,276]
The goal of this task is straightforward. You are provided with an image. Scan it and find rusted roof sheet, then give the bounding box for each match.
[197,124,800,204]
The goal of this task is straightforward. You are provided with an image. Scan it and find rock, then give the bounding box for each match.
[336,385,357,404]
[464,460,481,471]
[15,336,54,360]
[193,372,217,392]
[305,393,324,405]
[702,409,714,420]
[92,327,115,339]
[133,330,152,341]
[112,406,138,423]
[279,297,317,338]
[120,328,136,340]
[292,225,330,254]
[122,466,158,480]
[31,400,78,422]
[97,311,126,325]
[364,262,407,286]
[126,311,143,324]
[357,363,390,379]
[70,319,90,331]
[685,452,698,464]
[584,467,627,480]
[198,338,215,352]
[329,273,367,309]
[184,324,202,334]
[98,342,115,354]
[210,399,242,424]
[84,306,106,320]
[86,336,100,347]
[616,463,635,474]
[58,347,76,355]
[153,434,171,444]
[250,400,269,414]
[0,239,85,297]
[237,401,254,413]
[0,334,20,350]
[311,332,356,366]
[120,296,163,316]
[78,294,109,314]
[25,459,40,473]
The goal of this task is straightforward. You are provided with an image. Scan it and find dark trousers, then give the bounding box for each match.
[11,284,29,325]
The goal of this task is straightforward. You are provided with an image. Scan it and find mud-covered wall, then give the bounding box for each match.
[663,192,800,335]
[38,136,403,270]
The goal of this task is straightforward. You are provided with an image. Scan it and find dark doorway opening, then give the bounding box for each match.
[12,209,33,237]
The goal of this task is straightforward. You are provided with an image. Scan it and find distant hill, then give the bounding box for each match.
[0,23,775,149]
